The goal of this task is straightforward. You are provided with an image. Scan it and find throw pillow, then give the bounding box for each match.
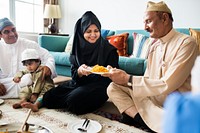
[101,29,110,39]
[106,33,129,56]
[65,34,74,53]
[189,28,200,52]
[131,32,156,59]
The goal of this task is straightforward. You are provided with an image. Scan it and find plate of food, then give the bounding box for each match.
[89,65,110,75]
[68,119,102,133]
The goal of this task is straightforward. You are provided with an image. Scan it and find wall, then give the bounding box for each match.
[18,32,38,42]
[59,0,200,35]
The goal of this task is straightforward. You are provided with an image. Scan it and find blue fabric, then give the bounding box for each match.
[101,29,110,39]
[118,56,146,75]
[38,35,70,52]
[163,92,200,133]
[49,51,71,66]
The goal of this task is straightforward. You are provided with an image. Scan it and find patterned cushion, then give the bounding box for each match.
[106,33,129,56]
[131,32,156,59]
[189,28,200,52]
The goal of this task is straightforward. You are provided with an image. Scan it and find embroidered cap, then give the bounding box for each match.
[146,1,172,14]
[0,17,14,31]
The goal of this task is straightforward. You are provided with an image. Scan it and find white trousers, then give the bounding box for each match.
[0,74,33,99]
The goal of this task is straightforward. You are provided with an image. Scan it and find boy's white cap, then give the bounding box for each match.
[21,49,40,61]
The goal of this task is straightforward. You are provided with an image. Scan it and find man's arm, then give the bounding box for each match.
[37,46,57,78]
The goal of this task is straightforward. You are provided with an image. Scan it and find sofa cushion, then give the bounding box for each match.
[114,30,150,55]
[118,56,146,75]
[49,51,71,66]
[189,28,200,52]
[131,33,157,59]
[106,32,129,56]
[38,35,69,52]
[101,29,110,39]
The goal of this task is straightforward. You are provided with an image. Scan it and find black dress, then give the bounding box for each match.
[42,11,119,115]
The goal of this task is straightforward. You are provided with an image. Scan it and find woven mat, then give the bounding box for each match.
[0,99,147,133]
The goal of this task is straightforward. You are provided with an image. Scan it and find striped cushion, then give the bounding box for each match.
[131,32,156,59]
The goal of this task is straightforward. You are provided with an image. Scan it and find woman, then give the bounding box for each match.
[42,11,119,115]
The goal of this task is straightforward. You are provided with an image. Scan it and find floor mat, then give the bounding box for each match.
[93,110,121,121]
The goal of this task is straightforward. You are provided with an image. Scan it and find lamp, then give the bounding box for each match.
[43,4,62,33]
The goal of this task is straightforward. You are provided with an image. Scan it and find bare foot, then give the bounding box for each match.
[21,102,39,112]
[13,103,22,109]
[13,99,26,109]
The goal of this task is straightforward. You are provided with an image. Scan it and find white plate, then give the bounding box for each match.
[85,66,110,75]
[0,123,53,133]
[0,99,4,105]
[68,119,102,133]
[0,122,9,126]
[91,71,110,75]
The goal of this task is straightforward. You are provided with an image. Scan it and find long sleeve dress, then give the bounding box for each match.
[42,11,119,115]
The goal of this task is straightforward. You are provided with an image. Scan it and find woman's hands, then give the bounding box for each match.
[78,64,92,77]
[102,65,130,86]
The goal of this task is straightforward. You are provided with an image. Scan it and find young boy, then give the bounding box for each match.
[13,49,54,112]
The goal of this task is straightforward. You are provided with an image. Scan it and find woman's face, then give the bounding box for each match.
[84,24,100,43]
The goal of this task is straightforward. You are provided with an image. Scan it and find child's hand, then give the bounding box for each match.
[13,77,21,83]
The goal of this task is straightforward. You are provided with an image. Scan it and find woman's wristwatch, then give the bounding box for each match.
[127,75,133,87]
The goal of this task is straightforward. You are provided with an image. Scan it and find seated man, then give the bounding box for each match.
[103,1,198,132]
[0,17,56,98]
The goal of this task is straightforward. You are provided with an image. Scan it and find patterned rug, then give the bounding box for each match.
[0,99,147,133]
[93,110,121,121]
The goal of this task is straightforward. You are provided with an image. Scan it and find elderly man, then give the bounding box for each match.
[103,1,198,132]
[0,17,56,98]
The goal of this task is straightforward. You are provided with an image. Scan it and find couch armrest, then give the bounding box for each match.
[38,35,70,52]
[119,56,146,76]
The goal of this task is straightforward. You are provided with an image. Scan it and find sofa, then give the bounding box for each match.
[38,28,200,77]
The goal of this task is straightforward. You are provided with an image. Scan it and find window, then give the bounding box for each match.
[0,0,43,33]
[0,1,9,18]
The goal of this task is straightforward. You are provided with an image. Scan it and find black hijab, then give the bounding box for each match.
[70,11,116,68]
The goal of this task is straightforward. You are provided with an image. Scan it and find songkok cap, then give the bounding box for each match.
[0,17,14,31]
[146,1,172,14]
[21,49,40,62]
